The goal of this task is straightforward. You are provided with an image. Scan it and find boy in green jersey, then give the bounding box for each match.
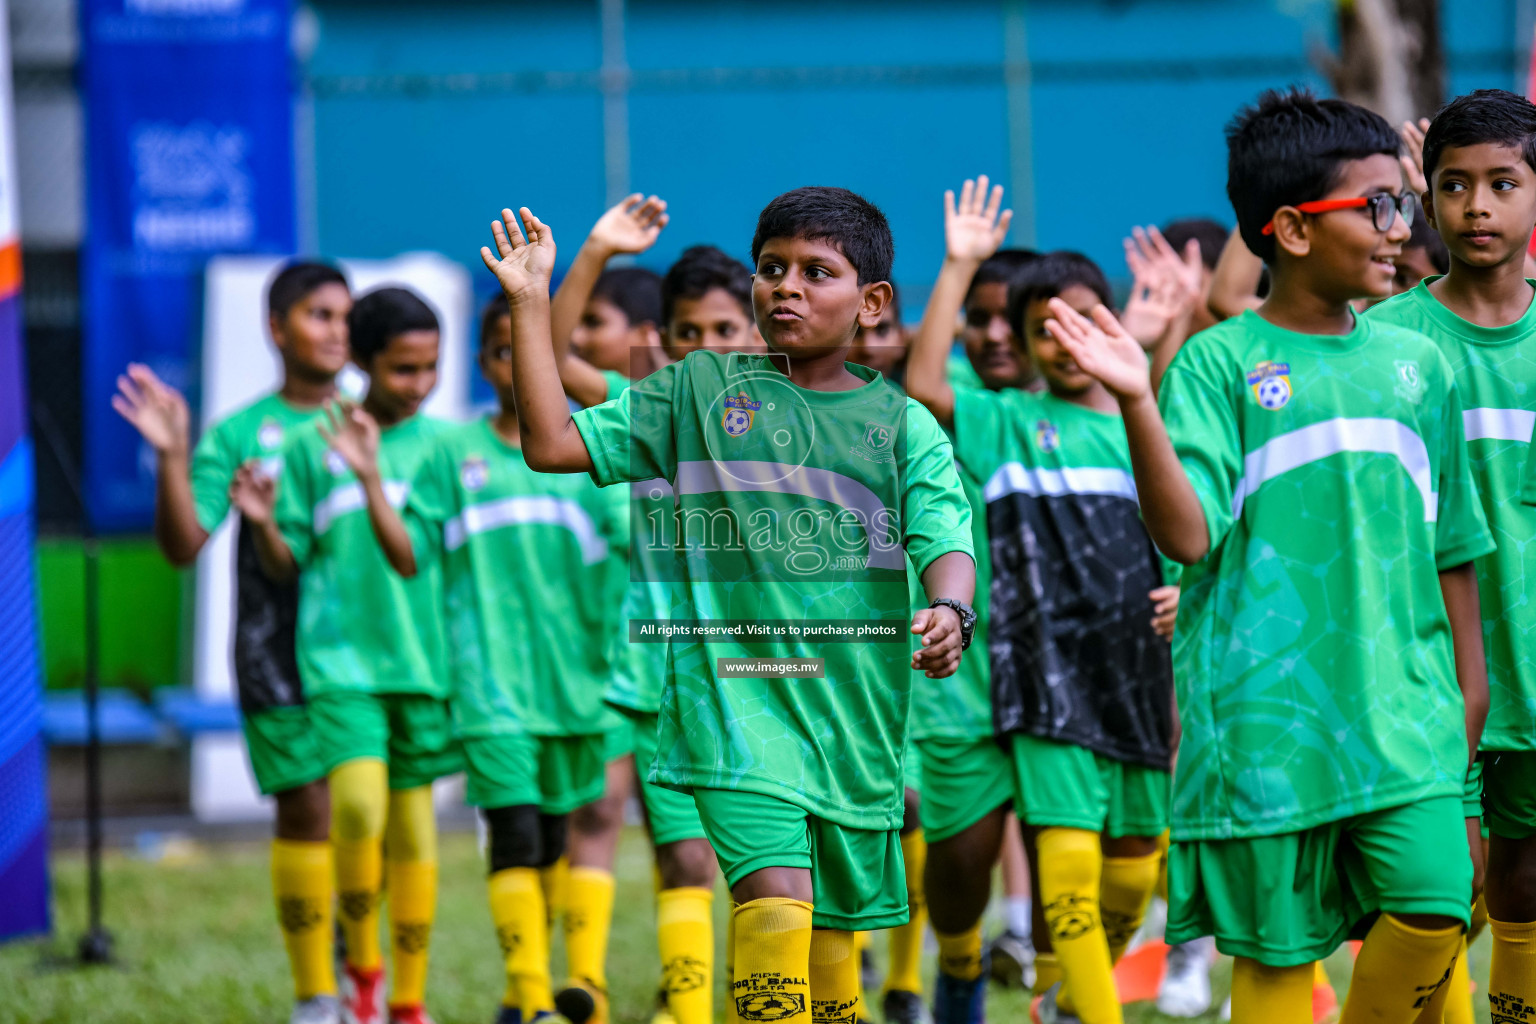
[113,261,352,1024]
[239,286,459,1024]
[479,188,976,1024]
[1049,88,1493,1024]
[1370,88,1536,1021]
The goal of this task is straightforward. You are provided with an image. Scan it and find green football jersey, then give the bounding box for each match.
[1161,310,1493,841]
[407,416,628,738]
[192,393,319,531]
[573,351,975,830]
[275,414,451,700]
[1368,279,1536,752]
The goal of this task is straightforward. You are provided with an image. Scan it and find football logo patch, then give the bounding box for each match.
[1035,419,1059,453]
[1246,360,1292,410]
[1395,360,1426,403]
[722,392,762,436]
[460,455,489,492]
[257,419,284,451]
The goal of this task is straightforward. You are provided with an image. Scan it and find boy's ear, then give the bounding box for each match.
[268,312,288,349]
[1270,208,1312,259]
[857,281,894,330]
[1421,188,1438,231]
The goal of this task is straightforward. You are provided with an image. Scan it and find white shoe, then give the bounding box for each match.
[1156,938,1214,1018]
[291,995,342,1024]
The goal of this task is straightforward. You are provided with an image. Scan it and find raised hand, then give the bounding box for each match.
[317,400,381,480]
[1121,225,1202,346]
[1043,298,1152,402]
[481,207,558,303]
[112,363,190,456]
[229,463,277,526]
[944,175,1013,264]
[587,193,669,257]
[1399,116,1432,195]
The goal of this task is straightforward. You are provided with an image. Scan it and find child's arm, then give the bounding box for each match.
[1208,229,1265,322]
[1439,562,1488,771]
[482,207,594,474]
[911,550,977,679]
[318,403,418,578]
[550,194,668,408]
[1044,298,1211,564]
[906,177,1013,427]
[112,364,208,565]
[229,464,297,583]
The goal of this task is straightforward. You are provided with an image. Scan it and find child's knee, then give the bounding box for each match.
[483,804,551,873]
[385,785,437,861]
[657,837,717,889]
[330,759,388,841]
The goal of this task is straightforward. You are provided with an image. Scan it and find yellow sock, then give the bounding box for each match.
[1037,827,1119,1024]
[541,855,569,927]
[1100,851,1160,964]
[489,868,552,1015]
[1033,952,1062,996]
[331,759,389,973]
[853,929,870,955]
[1434,937,1472,1024]
[272,839,336,999]
[1231,958,1314,1024]
[884,829,927,994]
[657,887,713,1024]
[810,930,859,1024]
[565,866,616,1002]
[1489,917,1536,1024]
[1340,914,1462,1024]
[1155,830,1171,903]
[385,785,438,1009]
[1469,895,1488,946]
[935,923,983,981]
[733,899,813,1024]
[727,901,738,996]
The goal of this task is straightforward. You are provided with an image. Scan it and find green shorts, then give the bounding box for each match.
[602,715,635,764]
[462,733,606,816]
[1484,750,1536,839]
[692,788,908,931]
[1010,734,1169,837]
[916,737,1014,842]
[242,705,327,796]
[1166,795,1474,966]
[309,691,461,791]
[628,709,707,845]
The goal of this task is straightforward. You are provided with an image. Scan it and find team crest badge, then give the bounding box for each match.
[1035,419,1059,453]
[1246,360,1292,410]
[257,420,284,451]
[324,449,348,476]
[460,455,489,492]
[1394,360,1426,403]
[850,420,896,463]
[722,392,761,436]
[862,422,893,451]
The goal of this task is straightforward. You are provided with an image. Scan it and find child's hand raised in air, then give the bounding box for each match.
[481,207,557,303]
[1120,225,1202,347]
[229,462,277,526]
[1043,298,1152,403]
[944,175,1013,265]
[112,363,190,456]
[910,605,963,679]
[1398,117,1433,196]
[586,193,669,257]
[317,401,381,480]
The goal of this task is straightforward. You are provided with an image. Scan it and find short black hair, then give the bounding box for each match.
[593,267,663,328]
[1161,219,1230,271]
[751,186,894,285]
[1005,251,1112,342]
[1226,88,1402,262]
[965,249,1039,307]
[1423,89,1536,181]
[267,260,348,319]
[479,292,509,349]
[1407,213,1451,274]
[348,286,439,363]
[662,245,752,326]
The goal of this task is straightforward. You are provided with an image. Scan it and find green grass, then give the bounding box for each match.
[0,827,1494,1024]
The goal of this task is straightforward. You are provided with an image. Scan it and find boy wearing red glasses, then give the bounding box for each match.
[1040,88,1491,1024]
[1371,88,1536,1017]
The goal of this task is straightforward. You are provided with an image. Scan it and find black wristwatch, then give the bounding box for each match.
[929,598,977,651]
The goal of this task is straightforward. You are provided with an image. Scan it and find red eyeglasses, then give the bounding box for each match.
[1261,192,1417,235]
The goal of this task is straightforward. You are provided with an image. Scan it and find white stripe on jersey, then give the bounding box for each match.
[1231,417,1436,522]
[982,463,1139,504]
[443,494,608,563]
[1463,407,1535,444]
[313,480,409,535]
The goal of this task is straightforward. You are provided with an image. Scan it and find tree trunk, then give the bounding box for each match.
[1326,0,1443,123]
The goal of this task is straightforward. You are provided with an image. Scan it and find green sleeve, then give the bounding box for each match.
[573,361,681,487]
[1159,359,1244,555]
[403,444,451,559]
[189,420,237,532]
[950,385,1006,483]
[601,370,630,403]
[275,434,316,568]
[900,399,975,576]
[1434,378,1496,569]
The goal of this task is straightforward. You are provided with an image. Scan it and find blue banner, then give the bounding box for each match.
[82,0,295,531]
